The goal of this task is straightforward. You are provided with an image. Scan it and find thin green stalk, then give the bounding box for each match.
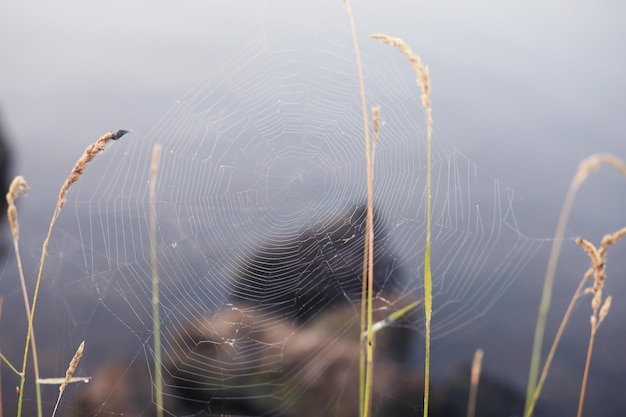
[525,272,589,417]
[423,141,432,417]
[16,130,129,417]
[0,352,21,377]
[150,144,164,417]
[369,34,432,417]
[359,242,367,417]
[342,1,375,416]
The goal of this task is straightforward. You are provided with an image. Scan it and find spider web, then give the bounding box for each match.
[20,5,548,417]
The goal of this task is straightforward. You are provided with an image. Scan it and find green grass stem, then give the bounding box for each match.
[369,34,432,417]
[0,352,21,377]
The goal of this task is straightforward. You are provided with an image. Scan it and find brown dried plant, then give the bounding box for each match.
[51,341,85,417]
[6,176,43,417]
[574,229,624,417]
[525,154,626,417]
[467,349,484,417]
[16,130,130,417]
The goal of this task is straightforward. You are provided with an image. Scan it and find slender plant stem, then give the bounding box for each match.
[359,238,367,417]
[423,99,432,417]
[150,144,164,417]
[17,193,63,417]
[6,177,43,417]
[524,192,573,413]
[51,341,84,417]
[577,328,596,417]
[525,272,589,417]
[368,34,433,416]
[342,1,375,416]
[467,349,484,417]
[524,153,626,415]
[0,352,20,376]
[16,130,129,417]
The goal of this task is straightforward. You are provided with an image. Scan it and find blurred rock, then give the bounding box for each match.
[230,203,407,324]
[72,360,153,417]
[163,302,430,417]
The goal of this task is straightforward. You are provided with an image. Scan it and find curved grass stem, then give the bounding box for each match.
[524,154,626,416]
[16,130,130,417]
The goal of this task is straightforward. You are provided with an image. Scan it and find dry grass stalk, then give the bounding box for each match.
[467,349,484,417]
[51,341,85,417]
[369,34,432,131]
[574,230,623,417]
[524,154,626,416]
[60,341,85,393]
[17,130,130,417]
[370,32,434,417]
[6,176,44,417]
[55,130,130,215]
[372,106,380,146]
[371,106,381,182]
[6,176,28,241]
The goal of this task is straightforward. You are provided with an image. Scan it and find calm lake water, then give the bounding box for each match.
[1,1,625,416]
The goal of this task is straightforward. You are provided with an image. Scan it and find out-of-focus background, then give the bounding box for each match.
[1,1,625,416]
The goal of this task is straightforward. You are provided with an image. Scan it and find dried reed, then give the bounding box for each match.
[574,230,623,417]
[370,33,433,417]
[16,130,130,417]
[149,144,164,417]
[51,341,85,417]
[467,349,484,417]
[6,176,43,417]
[524,153,626,416]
